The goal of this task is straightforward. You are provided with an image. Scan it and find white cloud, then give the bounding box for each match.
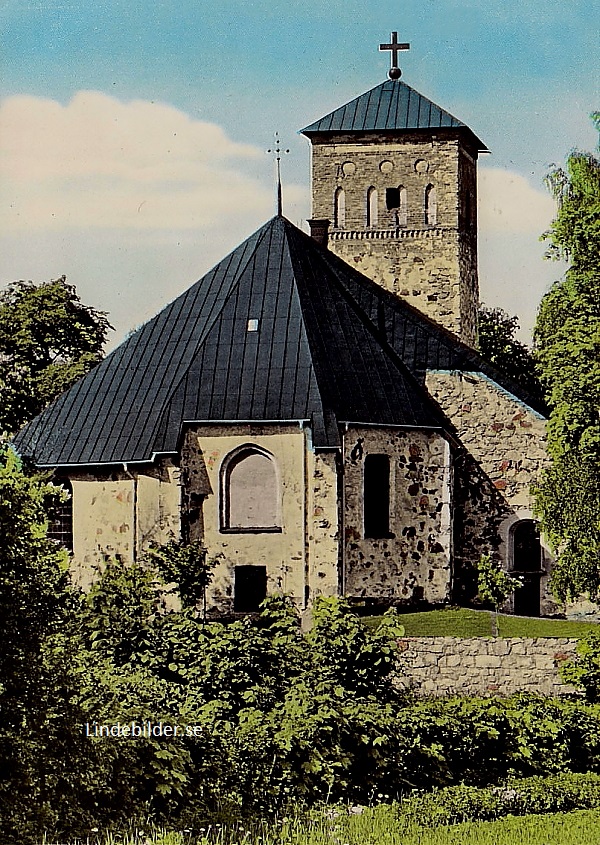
[478,166,556,234]
[0,91,281,230]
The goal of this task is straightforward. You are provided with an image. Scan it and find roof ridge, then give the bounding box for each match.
[283,221,449,431]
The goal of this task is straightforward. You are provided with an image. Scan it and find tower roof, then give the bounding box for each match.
[14,217,451,467]
[301,78,488,152]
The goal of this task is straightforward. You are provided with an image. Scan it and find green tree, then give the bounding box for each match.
[533,115,600,601]
[0,276,112,434]
[0,444,102,842]
[477,305,543,401]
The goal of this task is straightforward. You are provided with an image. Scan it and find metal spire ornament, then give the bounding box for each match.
[267,132,290,216]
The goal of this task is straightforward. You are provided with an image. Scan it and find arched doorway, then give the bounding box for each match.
[511,519,542,616]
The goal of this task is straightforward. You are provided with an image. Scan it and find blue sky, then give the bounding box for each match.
[1,0,598,344]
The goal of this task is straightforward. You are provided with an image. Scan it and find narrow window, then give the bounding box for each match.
[386,187,400,210]
[334,187,345,228]
[47,478,73,551]
[364,454,390,538]
[387,186,407,226]
[234,565,267,612]
[366,187,378,227]
[221,447,281,531]
[424,184,437,225]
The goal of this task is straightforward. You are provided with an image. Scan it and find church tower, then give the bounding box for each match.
[301,35,488,347]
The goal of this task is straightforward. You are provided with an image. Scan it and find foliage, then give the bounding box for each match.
[477,305,543,402]
[0,443,109,842]
[0,276,112,434]
[9,533,600,841]
[533,117,600,601]
[394,694,600,790]
[560,628,600,702]
[399,772,600,827]
[145,539,216,611]
[475,553,521,610]
[0,444,70,726]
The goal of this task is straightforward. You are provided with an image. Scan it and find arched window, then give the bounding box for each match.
[511,519,542,617]
[47,478,73,551]
[364,454,390,538]
[334,187,346,228]
[366,187,378,227]
[221,446,281,532]
[424,184,437,225]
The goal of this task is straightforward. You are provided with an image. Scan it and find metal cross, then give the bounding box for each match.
[267,133,289,217]
[379,31,410,79]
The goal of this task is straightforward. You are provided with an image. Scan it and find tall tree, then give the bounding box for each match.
[533,115,600,601]
[477,304,543,402]
[0,276,112,435]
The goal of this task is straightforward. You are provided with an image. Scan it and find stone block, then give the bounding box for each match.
[474,654,503,669]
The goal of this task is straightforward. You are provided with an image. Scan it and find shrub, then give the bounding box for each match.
[560,628,600,701]
[399,772,600,826]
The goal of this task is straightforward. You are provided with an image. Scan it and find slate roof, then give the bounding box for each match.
[301,78,488,152]
[14,216,453,467]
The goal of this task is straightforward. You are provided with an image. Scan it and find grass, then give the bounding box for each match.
[57,809,600,845]
[363,607,599,638]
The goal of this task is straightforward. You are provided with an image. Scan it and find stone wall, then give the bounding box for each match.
[342,426,452,605]
[425,369,560,615]
[425,371,548,509]
[395,636,579,697]
[309,132,479,345]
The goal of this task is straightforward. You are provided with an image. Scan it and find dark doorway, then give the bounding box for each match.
[364,454,390,538]
[234,565,267,612]
[512,520,542,616]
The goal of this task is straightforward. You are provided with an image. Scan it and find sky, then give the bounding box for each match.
[0,0,598,347]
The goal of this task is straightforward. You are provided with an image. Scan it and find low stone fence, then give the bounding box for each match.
[394,637,580,697]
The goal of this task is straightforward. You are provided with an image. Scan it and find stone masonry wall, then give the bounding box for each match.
[395,637,579,697]
[343,426,452,605]
[425,371,548,509]
[309,132,478,345]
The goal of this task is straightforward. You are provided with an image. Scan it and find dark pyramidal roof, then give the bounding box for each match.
[301,78,488,152]
[15,216,457,467]
[15,216,543,468]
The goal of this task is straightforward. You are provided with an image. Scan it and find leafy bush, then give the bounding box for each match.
[560,628,600,701]
[9,532,600,842]
[394,694,600,790]
[399,772,600,826]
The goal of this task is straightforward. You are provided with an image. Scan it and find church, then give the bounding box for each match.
[14,37,558,618]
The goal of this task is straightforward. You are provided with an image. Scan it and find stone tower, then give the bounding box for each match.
[301,78,488,347]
